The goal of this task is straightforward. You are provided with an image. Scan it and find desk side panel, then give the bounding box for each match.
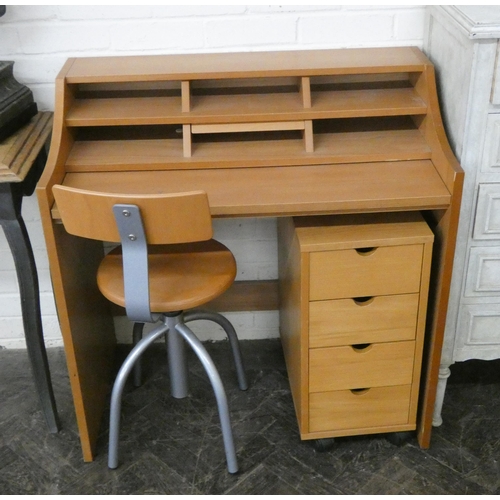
[419,168,464,447]
[278,219,309,434]
[37,59,116,461]
[410,65,464,447]
[52,224,115,461]
[412,66,463,192]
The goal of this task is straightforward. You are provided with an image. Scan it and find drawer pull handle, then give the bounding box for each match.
[355,247,377,256]
[352,343,372,352]
[351,388,370,395]
[353,296,374,306]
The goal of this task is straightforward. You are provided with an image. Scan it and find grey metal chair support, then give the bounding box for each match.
[184,310,248,392]
[109,202,242,473]
[108,313,238,474]
[132,309,248,392]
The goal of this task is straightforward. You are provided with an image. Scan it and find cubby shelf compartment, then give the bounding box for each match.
[66,87,426,128]
[66,97,182,127]
[65,127,430,172]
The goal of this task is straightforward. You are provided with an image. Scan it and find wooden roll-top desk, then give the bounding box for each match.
[36,47,463,461]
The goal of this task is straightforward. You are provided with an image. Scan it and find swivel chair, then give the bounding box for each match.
[52,185,248,474]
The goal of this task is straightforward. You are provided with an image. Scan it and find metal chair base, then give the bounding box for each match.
[108,311,244,474]
[132,309,248,391]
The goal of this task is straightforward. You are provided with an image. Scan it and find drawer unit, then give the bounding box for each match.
[278,212,434,442]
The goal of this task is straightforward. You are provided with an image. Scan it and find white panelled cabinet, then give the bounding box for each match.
[424,6,500,425]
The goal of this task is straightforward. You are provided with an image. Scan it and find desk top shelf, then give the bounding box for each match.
[66,87,425,126]
[42,46,460,216]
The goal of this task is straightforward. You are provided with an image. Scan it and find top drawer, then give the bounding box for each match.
[309,244,423,300]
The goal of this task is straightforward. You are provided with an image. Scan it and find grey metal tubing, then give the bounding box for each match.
[108,322,169,469]
[174,321,238,474]
[184,309,248,391]
[132,322,145,387]
[166,315,189,399]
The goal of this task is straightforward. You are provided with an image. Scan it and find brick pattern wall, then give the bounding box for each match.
[0,5,426,347]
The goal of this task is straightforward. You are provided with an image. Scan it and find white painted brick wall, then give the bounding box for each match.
[0,5,426,348]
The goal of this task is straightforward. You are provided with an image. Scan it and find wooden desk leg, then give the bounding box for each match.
[419,178,463,448]
[0,183,60,433]
[49,224,116,461]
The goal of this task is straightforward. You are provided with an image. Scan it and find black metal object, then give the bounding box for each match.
[0,6,5,17]
[0,61,38,141]
[0,147,60,433]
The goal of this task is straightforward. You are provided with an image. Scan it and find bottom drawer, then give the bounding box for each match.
[309,385,411,433]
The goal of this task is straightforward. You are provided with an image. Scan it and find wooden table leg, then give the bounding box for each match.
[0,182,60,433]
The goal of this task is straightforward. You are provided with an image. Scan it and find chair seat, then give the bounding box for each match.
[97,239,236,313]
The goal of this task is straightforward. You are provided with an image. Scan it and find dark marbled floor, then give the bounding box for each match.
[1,339,500,494]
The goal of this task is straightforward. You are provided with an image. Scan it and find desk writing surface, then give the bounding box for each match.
[57,160,451,219]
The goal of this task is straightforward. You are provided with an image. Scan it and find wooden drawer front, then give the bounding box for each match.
[309,294,419,348]
[473,183,500,240]
[309,341,415,393]
[455,304,500,358]
[309,245,423,300]
[309,385,411,433]
[480,115,500,173]
[464,247,500,297]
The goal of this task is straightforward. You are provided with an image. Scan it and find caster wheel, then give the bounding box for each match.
[386,431,413,446]
[312,438,336,452]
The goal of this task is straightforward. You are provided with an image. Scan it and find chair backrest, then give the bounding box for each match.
[53,185,215,322]
[52,185,213,244]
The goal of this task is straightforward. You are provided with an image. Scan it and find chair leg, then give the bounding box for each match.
[184,309,248,391]
[173,319,239,474]
[108,322,169,469]
[132,322,145,387]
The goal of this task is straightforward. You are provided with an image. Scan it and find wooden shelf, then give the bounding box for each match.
[66,87,425,128]
[66,96,182,127]
[61,48,429,84]
[66,128,431,172]
[310,88,426,118]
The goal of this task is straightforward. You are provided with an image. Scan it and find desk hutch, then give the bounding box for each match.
[37,47,463,461]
